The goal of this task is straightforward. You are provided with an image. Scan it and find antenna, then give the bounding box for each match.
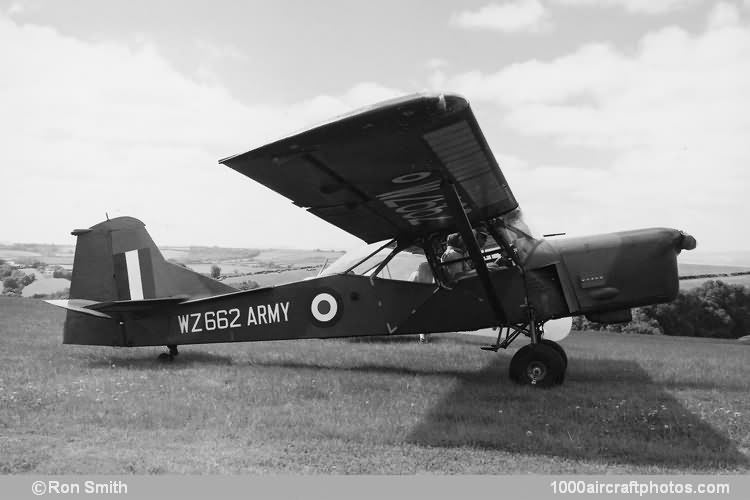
[106,212,110,221]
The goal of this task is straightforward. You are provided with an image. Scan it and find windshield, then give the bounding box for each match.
[491,208,538,261]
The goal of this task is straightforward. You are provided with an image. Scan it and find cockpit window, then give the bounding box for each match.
[319,240,430,282]
[318,240,394,277]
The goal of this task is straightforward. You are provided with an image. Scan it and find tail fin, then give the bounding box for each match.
[68,216,234,301]
[49,216,235,345]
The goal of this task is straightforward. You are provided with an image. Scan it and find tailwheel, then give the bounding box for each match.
[157,353,172,362]
[509,343,565,387]
[157,345,179,362]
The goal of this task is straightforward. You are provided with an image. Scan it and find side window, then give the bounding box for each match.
[376,252,433,283]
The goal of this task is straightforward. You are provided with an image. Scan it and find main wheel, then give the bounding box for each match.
[509,343,565,387]
[539,339,567,368]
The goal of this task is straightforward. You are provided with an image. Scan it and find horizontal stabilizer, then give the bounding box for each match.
[45,299,113,319]
[86,296,188,314]
[47,296,188,318]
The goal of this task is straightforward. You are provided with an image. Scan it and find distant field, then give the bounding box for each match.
[0,249,41,259]
[187,262,262,275]
[0,245,75,263]
[40,256,74,265]
[0,297,747,474]
[677,262,750,290]
[20,278,70,297]
[161,249,190,260]
[678,263,750,276]
[682,251,750,268]
[253,249,344,267]
[223,269,319,288]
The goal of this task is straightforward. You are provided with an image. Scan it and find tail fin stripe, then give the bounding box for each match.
[125,250,144,300]
[138,248,156,299]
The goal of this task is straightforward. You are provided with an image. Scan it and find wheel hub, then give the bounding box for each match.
[527,361,547,383]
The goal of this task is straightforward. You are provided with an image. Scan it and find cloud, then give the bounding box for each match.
[551,0,700,15]
[707,1,741,28]
[425,57,448,70]
[7,2,26,16]
[451,0,550,33]
[194,39,248,63]
[436,7,750,248]
[0,13,400,249]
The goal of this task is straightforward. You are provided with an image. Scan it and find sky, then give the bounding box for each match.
[1,0,748,258]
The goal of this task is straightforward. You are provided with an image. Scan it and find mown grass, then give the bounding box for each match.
[0,296,748,474]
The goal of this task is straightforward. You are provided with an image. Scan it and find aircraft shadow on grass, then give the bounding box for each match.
[246,356,487,379]
[244,353,747,468]
[81,347,746,469]
[84,351,235,369]
[406,356,748,470]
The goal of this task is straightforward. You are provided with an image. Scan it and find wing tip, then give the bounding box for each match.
[218,92,470,166]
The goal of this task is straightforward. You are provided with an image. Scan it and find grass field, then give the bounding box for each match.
[1,296,748,474]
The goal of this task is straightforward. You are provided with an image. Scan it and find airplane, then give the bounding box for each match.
[47,93,696,387]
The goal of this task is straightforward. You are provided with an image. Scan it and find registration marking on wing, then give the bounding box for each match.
[376,174,472,227]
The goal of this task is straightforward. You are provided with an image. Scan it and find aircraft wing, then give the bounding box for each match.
[220,93,518,243]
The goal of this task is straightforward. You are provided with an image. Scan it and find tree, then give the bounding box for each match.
[236,280,259,291]
[573,280,750,339]
[53,268,73,280]
[0,264,13,279]
[20,273,35,287]
[646,280,749,339]
[3,276,19,291]
[210,264,221,279]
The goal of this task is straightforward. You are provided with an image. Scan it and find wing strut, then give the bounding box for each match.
[440,181,507,326]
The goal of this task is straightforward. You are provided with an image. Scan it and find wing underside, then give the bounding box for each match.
[220,93,518,243]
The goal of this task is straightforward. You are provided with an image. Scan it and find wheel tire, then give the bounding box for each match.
[539,339,567,369]
[509,343,565,387]
[539,339,567,383]
[509,344,533,382]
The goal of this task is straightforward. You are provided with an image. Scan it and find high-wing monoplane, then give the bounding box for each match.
[48,93,696,386]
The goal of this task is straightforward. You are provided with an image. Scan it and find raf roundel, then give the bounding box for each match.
[391,171,431,184]
[310,290,342,326]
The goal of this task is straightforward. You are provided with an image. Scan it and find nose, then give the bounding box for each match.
[677,231,697,251]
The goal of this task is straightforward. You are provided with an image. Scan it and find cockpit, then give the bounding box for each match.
[318,208,538,284]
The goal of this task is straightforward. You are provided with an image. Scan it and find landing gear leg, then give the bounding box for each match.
[479,308,569,386]
[157,345,179,362]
